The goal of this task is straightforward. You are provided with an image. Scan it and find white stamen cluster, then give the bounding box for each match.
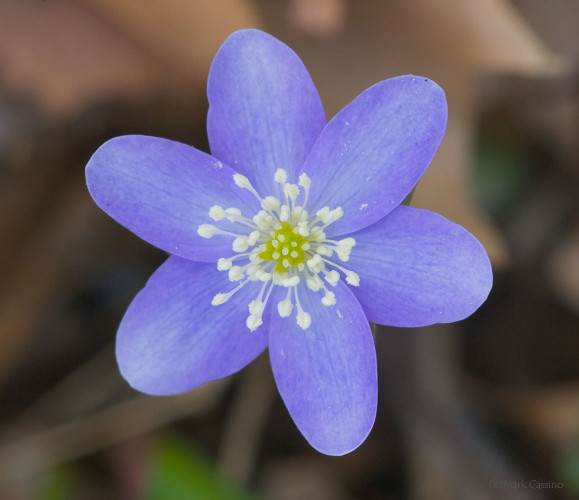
[197,168,360,331]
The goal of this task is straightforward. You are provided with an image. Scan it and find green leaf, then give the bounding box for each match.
[146,435,256,500]
[474,130,530,216]
[560,442,579,495]
[34,466,75,500]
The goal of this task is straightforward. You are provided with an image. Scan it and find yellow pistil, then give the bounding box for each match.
[259,222,308,273]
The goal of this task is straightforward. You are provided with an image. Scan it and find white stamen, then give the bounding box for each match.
[309,227,326,242]
[298,173,311,190]
[217,258,233,270]
[274,168,287,183]
[249,299,264,315]
[297,312,311,330]
[246,315,263,331]
[233,236,249,252]
[291,206,306,224]
[297,221,310,237]
[325,270,340,286]
[334,237,356,261]
[306,254,324,274]
[279,205,290,222]
[306,274,323,291]
[292,286,311,330]
[198,224,218,238]
[253,210,274,229]
[211,293,229,306]
[284,275,300,287]
[345,271,360,286]
[233,174,252,189]
[225,207,242,222]
[262,196,281,211]
[319,257,361,287]
[209,205,227,221]
[278,298,293,317]
[247,230,261,246]
[319,207,343,226]
[256,270,272,282]
[322,291,336,306]
[283,183,300,201]
[316,206,330,222]
[315,245,333,257]
[211,278,250,306]
[229,266,244,282]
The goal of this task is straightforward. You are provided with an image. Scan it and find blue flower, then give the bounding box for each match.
[86,29,492,455]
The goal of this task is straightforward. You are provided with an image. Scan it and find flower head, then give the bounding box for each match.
[86,29,492,455]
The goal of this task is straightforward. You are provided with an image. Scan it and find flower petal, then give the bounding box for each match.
[346,205,493,327]
[269,282,377,455]
[302,75,447,236]
[116,256,268,395]
[207,29,326,196]
[86,135,258,262]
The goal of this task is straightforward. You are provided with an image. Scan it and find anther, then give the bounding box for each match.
[209,205,226,221]
[233,174,252,189]
[211,293,229,306]
[297,312,311,330]
[277,298,293,317]
[262,196,281,211]
[279,205,290,222]
[247,231,261,246]
[274,168,287,183]
[298,173,311,189]
[315,245,333,257]
[225,207,242,222]
[306,275,323,291]
[232,236,249,252]
[198,224,218,238]
[345,271,360,286]
[324,270,340,286]
[322,291,336,306]
[228,266,244,282]
[283,183,300,201]
[217,258,233,270]
[246,315,263,331]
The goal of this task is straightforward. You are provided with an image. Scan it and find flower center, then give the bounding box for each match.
[197,168,359,331]
[259,222,309,273]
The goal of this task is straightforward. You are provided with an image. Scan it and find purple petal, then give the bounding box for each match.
[346,205,493,327]
[86,135,259,262]
[207,29,326,197]
[302,75,447,236]
[269,282,377,455]
[116,256,268,395]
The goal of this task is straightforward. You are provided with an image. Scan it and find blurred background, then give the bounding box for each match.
[0,0,578,498]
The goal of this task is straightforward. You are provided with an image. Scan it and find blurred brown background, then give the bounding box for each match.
[0,0,578,498]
